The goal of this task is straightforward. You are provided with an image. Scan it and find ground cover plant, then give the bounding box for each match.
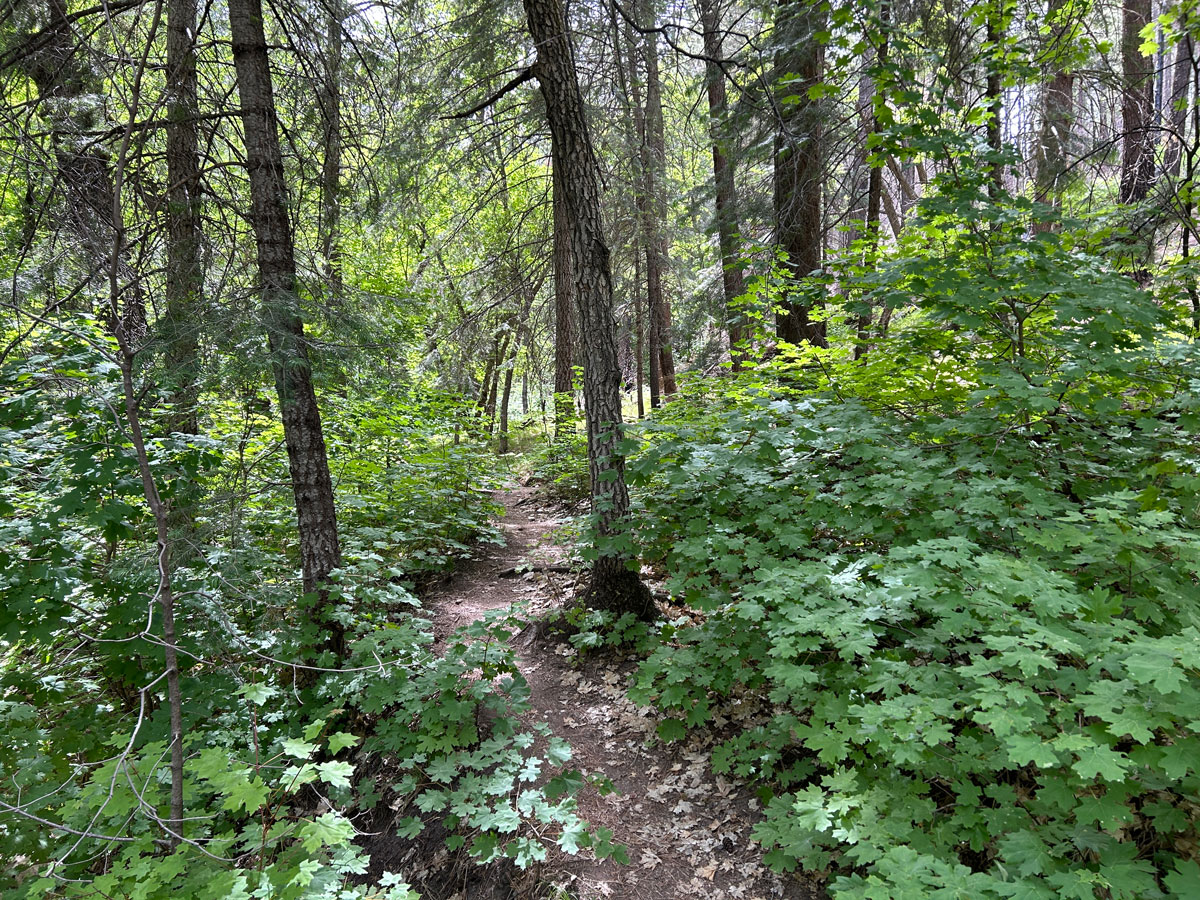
[622,178,1200,899]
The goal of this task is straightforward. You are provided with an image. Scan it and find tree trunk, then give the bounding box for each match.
[634,250,645,418]
[499,365,515,454]
[699,0,748,370]
[1120,0,1155,202]
[985,0,1004,199]
[553,155,577,441]
[774,0,826,346]
[320,0,343,301]
[228,0,344,658]
[855,0,888,360]
[622,20,662,408]
[522,0,653,618]
[164,0,204,438]
[1033,0,1074,209]
[641,7,678,396]
[1164,32,1194,179]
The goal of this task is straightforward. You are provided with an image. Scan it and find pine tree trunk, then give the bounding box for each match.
[855,0,888,359]
[774,0,826,347]
[699,0,748,370]
[1164,32,1194,179]
[522,0,652,618]
[1034,0,1074,208]
[642,12,678,396]
[553,155,577,441]
[622,21,662,408]
[1120,0,1155,202]
[320,0,343,301]
[228,0,344,657]
[985,1,1004,199]
[164,0,203,437]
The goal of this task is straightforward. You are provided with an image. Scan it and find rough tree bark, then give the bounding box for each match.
[228,0,345,657]
[165,0,204,437]
[552,154,577,441]
[1034,0,1075,210]
[699,0,748,370]
[621,20,662,409]
[1164,31,1194,179]
[774,0,826,346]
[319,0,344,301]
[641,5,678,396]
[855,0,888,358]
[985,0,1004,199]
[1120,0,1155,202]
[522,0,653,618]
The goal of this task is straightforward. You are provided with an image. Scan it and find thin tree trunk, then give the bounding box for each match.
[855,0,888,360]
[634,249,645,418]
[622,20,662,407]
[499,366,515,453]
[1164,32,1194,179]
[699,0,748,370]
[641,8,677,395]
[228,0,344,658]
[485,331,512,432]
[1121,0,1155,202]
[164,0,203,437]
[985,0,1004,199]
[522,0,652,618]
[320,0,343,301]
[774,0,826,346]
[104,2,185,846]
[553,155,576,440]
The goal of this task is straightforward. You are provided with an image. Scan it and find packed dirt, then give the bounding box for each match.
[366,483,822,900]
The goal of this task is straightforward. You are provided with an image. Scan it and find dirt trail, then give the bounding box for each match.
[418,485,820,900]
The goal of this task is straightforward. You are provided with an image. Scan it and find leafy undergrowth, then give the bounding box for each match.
[0,342,588,898]
[618,186,1200,898]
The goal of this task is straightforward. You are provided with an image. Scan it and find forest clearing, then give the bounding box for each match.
[2,0,1200,897]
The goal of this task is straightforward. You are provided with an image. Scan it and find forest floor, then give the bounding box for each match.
[364,483,822,900]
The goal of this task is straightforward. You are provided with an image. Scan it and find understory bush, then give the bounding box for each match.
[0,330,594,897]
[624,185,1200,898]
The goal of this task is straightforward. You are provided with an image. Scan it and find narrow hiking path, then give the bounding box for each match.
[415,484,819,900]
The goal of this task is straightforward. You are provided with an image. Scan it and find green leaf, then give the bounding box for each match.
[657,718,686,742]
[316,760,354,789]
[1166,859,1200,898]
[298,812,355,852]
[1071,744,1132,781]
[327,731,360,754]
[1124,649,1185,694]
[240,683,277,706]
[281,737,318,759]
[222,776,269,813]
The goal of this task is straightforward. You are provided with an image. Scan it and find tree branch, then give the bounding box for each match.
[442,67,537,120]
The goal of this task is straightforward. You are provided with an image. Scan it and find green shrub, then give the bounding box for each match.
[623,185,1200,898]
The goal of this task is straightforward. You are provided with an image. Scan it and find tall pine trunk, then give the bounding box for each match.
[522,0,653,618]
[641,9,678,396]
[1164,32,1194,179]
[1120,0,1155,203]
[774,0,826,347]
[552,154,577,440]
[1034,0,1074,210]
[228,0,345,657]
[622,20,662,408]
[699,0,748,370]
[320,0,343,301]
[164,0,203,437]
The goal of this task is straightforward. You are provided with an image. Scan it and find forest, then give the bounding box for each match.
[2,0,1200,896]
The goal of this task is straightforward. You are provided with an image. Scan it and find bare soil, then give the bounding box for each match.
[366,484,823,900]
